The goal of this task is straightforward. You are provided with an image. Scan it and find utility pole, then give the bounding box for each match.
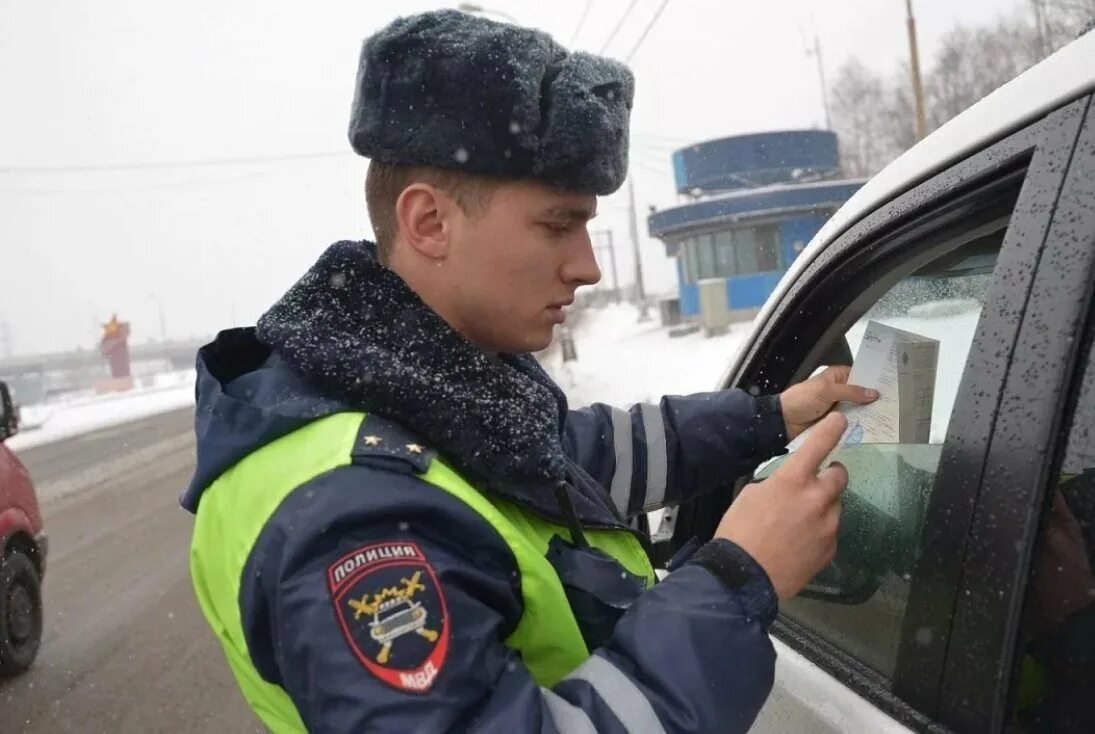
[906,0,928,140]
[0,320,11,360]
[592,229,621,304]
[147,294,167,342]
[807,30,832,129]
[627,177,650,322]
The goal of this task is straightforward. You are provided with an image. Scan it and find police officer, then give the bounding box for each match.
[184,10,876,733]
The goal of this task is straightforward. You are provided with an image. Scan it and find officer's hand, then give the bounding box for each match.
[715,413,849,601]
[780,365,877,440]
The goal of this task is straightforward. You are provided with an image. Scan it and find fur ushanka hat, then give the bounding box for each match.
[349,10,633,195]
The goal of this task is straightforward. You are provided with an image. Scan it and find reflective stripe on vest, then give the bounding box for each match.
[189,412,655,733]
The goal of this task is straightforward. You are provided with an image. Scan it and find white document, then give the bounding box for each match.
[788,321,940,452]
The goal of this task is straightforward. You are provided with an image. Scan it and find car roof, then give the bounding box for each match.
[763,29,1095,320]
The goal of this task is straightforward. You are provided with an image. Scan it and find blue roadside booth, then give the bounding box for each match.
[647,130,865,333]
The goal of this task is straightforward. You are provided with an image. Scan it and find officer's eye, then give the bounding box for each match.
[540,221,572,237]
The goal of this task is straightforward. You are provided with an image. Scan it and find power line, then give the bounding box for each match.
[633,131,692,144]
[624,0,671,63]
[598,0,639,54]
[569,0,594,45]
[631,145,676,162]
[630,143,672,160]
[1,169,284,195]
[631,159,670,177]
[0,150,351,175]
[3,128,688,177]
[631,140,683,155]
[631,153,674,170]
[626,176,650,321]
[631,149,671,166]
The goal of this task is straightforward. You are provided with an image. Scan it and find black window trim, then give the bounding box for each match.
[702,97,1092,729]
[740,167,1029,730]
[938,94,1095,732]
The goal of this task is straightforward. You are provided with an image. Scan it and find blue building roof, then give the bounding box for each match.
[672,130,840,195]
[648,179,866,239]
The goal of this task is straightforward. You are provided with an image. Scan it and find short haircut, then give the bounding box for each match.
[365,161,498,262]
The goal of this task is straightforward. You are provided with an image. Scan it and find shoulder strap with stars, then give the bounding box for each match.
[351,414,437,474]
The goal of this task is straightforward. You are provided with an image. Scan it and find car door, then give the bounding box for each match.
[660,95,1093,732]
[944,92,1095,733]
[1003,270,1095,733]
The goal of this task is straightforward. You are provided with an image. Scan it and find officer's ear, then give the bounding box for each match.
[395,183,453,260]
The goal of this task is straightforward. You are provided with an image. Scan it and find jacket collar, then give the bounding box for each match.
[256,240,615,522]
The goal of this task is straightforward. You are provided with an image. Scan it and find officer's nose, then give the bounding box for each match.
[561,229,602,287]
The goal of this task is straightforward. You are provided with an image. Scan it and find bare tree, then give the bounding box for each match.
[830,1,1093,177]
[924,18,1040,130]
[884,62,919,155]
[829,59,906,176]
[925,4,1092,130]
[1037,0,1095,50]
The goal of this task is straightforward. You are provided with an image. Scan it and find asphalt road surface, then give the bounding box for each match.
[0,409,264,733]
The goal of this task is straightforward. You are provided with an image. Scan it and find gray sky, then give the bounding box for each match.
[0,0,1026,356]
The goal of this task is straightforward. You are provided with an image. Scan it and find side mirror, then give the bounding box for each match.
[796,491,895,605]
[754,443,941,605]
[0,381,19,441]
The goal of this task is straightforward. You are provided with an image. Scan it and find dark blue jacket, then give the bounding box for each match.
[182,241,788,733]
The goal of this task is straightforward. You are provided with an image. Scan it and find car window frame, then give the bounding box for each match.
[699,96,1093,728]
[938,95,1095,732]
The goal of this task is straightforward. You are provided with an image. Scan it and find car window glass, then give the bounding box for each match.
[756,228,1005,679]
[845,271,993,444]
[1009,310,1095,732]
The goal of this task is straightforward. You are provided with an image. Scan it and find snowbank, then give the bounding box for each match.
[542,304,753,408]
[9,370,196,451]
[541,305,753,535]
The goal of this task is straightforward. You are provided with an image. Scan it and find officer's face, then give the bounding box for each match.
[444,180,602,353]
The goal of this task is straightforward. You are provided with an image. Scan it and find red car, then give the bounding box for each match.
[0,379,46,677]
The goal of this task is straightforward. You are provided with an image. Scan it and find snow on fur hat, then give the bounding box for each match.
[349,10,634,195]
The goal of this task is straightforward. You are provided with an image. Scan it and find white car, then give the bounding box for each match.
[660,29,1095,733]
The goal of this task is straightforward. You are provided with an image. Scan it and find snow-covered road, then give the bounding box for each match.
[9,370,196,451]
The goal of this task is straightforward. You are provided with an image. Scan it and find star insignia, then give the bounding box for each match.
[363,435,382,447]
[406,443,424,454]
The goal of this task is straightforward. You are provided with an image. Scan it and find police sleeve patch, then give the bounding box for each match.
[327,541,449,693]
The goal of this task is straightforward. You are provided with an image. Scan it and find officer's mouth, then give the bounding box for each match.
[546,298,573,324]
